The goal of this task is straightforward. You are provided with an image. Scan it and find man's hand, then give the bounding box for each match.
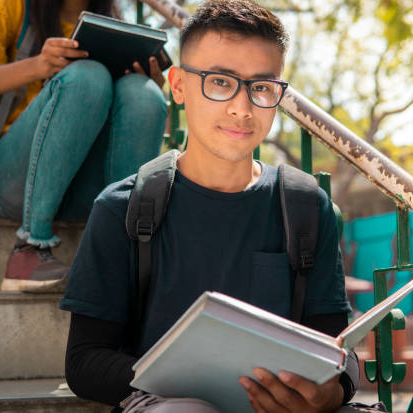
[128,57,165,89]
[33,38,88,79]
[239,368,344,413]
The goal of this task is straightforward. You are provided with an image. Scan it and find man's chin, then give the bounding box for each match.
[208,147,254,163]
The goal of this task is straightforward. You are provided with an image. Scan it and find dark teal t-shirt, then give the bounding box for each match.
[60,163,350,357]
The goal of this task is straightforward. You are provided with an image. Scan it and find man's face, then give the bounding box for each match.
[170,30,285,163]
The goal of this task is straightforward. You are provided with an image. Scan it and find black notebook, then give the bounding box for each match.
[70,11,172,78]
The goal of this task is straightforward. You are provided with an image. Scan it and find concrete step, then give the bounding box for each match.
[0,219,84,379]
[0,378,111,412]
[0,292,69,380]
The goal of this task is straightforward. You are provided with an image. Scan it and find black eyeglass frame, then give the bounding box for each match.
[180,64,288,109]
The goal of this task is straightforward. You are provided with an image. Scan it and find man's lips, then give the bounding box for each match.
[218,126,253,139]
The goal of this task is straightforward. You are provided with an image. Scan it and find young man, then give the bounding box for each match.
[61,1,360,412]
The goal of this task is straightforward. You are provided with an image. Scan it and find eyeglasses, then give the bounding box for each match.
[181,64,288,109]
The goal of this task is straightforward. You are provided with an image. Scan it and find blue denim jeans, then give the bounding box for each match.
[0,60,167,247]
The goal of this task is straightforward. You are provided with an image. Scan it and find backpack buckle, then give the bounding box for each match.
[301,253,314,269]
[137,220,154,242]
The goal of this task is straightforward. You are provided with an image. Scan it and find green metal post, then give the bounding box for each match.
[301,128,312,174]
[365,216,411,413]
[374,270,393,412]
[165,92,186,149]
[136,0,144,24]
[396,207,410,266]
[253,146,260,160]
[316,172,331,198]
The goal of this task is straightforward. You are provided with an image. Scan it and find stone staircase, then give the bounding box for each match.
[0,379,111,412]
[0,219,113,411]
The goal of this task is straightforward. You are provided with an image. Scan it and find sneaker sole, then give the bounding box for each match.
[0,275,68,293]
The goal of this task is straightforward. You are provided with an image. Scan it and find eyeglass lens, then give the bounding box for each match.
[204,73,283,107]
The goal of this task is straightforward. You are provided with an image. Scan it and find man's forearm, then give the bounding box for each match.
[65,313,137,406]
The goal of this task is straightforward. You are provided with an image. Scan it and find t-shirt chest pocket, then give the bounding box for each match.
[250,251,292,318]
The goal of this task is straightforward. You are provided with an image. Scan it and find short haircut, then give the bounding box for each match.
[180,0,289,60]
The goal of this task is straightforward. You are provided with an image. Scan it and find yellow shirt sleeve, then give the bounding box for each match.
[0,1,75,135]
[0,0,24,65]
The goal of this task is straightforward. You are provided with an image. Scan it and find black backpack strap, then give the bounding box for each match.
[126,149,180,325]
[278,164,319,323]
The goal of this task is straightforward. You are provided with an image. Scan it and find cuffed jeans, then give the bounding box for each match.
[0,60,167,247]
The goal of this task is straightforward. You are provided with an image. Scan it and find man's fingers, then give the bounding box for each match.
[278,371,325,407]
[248,396,268,413]
[253,369,303,410]
[240,377,284,413]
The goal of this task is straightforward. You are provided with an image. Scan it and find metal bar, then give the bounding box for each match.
[301,128,312,174]
[136,0,144,24]
[253,146,260,160]
[396,207,411,266]
[280,86,413,209]
[140,0,189,28]
[369,264,413,273]
[315,172,331,198]
[407,397,413,413]
[373,270,393,412]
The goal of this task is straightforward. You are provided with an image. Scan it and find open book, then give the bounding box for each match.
[131,282,413,413]
[71,11,172,78]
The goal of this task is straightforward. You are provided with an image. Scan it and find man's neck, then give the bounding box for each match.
[61,0,89,24]
[177,147,262,193]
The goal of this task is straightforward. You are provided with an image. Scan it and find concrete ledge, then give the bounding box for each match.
[0,378,111,412]
[0,292,69,379]
[0,398,111,413]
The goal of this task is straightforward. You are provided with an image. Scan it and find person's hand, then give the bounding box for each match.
[127,57,165,89]
[33,38,88,79]
[239,368,344,413]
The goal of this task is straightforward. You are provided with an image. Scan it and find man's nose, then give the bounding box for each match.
[226,85,253,119]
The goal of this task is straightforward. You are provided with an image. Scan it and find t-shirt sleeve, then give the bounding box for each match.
[60,199,133,325]
[304,188,351,316]
[0,0,23,65]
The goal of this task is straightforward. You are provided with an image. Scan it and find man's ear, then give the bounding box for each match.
[168,66,185,105]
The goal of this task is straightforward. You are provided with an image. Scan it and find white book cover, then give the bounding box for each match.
[131,281,413,413]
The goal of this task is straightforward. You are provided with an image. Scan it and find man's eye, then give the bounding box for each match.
[252,84,269,92]
[212,78,230,87]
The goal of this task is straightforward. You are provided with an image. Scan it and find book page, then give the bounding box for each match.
[338,279,413,349]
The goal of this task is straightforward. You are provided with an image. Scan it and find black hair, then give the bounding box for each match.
[29,0,120,54]
[180,0,289,59]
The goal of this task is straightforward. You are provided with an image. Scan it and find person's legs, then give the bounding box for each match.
[335,403,388,412]
[18,60,113,246]
[57,73,167,221]
[120,392,221,413]
[0,60,113,291]
[105,73,166,184]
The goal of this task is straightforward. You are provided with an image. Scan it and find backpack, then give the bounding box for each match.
[125,149,319,326]
[0,0,36,132]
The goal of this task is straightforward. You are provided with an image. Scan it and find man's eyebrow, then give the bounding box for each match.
[208,66,277,79]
